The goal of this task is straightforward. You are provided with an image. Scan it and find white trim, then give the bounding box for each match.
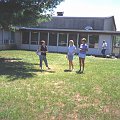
[77,33,79,48]
[29,31,31,50]
[67,33,69,46]
[57,33,59,52]
[88,34,89,47]
[48,32,49,46]
[2,29,4,45]
[38,32,40,45]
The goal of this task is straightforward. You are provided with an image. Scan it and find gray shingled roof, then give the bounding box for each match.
[39,16,116,31]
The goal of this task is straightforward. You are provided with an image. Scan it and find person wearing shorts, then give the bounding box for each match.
[67,40,76,71]
[78,38,88,73]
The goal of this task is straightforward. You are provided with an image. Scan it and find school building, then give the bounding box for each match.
[0,15,120,56]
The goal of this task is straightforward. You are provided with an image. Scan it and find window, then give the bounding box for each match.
[78,33,88,46]
[22,31,29,44]
[4,31,10,44]
[113,35,120,47]
[68,33,77,46]
[31,31,38,45]
[58,33,67,46]
[11,31,15,43]
[3,31,15,44]
[40,32,48,45]
[49,32,57,46]
[89,35,99,48]
[112,35,120,55]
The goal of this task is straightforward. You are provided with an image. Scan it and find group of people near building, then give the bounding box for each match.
[36,38,107,73]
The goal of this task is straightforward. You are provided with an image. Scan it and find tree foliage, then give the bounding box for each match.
[0,0,64,29]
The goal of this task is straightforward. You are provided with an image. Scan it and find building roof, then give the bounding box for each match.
[18,27,120,35]
[38,16,116,31]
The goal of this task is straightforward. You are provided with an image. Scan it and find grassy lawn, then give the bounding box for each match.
[0,50,120,120]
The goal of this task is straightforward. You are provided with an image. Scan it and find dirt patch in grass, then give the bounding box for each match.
[101,105,120,118]
[54,81,65,88]
[93,86,102,94]
[73,93,89,103]
[73,93,101,109]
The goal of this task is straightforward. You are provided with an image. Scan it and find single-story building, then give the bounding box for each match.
[0,15,120,56]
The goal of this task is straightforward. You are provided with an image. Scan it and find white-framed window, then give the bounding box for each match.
[40,32,48,45]
[78,33,88,46]
[11,32,15,43]
[49,32,57,46]
[31,31,38,45]
[68,33,77,46]
[22,31,29,44]
[89,35,99,48]
[58,33,67,46]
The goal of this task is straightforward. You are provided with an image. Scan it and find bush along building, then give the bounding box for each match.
[0,15,120,56]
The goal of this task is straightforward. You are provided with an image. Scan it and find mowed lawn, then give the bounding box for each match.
[0,50,120,120]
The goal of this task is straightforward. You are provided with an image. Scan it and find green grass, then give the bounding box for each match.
[0,50,120,120]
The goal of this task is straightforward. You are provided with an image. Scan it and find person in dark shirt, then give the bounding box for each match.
[39,40,50,70]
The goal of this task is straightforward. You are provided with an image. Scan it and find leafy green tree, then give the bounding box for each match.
[0,0,64,29]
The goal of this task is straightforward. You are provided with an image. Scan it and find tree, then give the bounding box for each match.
[0,0,64,29]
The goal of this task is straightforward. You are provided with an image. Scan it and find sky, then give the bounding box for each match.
[54,0,120,31]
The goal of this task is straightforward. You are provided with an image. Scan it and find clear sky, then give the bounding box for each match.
[54,0,120,31]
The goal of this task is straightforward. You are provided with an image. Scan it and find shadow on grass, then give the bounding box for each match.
[0,58,40,81]
[64,69,72,72]
[76,70,84,74]
[39,69,56,73]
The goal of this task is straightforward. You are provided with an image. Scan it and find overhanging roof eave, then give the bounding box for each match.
[17,27,120,35]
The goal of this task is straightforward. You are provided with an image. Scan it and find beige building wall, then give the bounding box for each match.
[99,34,112,55]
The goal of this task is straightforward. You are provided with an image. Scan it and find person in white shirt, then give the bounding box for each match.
[67,40,76,71]
[101,40,107,57]
[78,38,88,73]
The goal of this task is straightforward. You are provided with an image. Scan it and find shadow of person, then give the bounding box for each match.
[76,70,84,74]
[64,69,72,72]
[40,69,56,73]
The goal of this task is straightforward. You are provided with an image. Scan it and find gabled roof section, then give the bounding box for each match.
[104,16,116,31]
[39,16,116,31]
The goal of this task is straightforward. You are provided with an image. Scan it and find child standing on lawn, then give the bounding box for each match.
[67,40,76,71]
[39,40,50,70]
[78,38,88,73]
